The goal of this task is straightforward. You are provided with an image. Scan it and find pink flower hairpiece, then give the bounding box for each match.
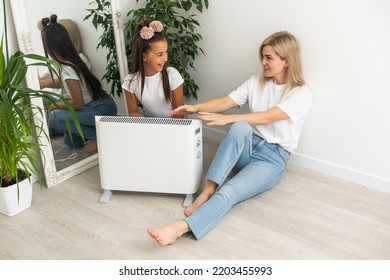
[149,21,163,32]
[139,20,164,40]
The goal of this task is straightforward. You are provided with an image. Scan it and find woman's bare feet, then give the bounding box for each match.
[147,220,190,246]
[81,139,98,154]
[184,180,218,217]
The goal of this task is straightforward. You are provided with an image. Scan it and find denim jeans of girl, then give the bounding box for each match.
[49,97,117,148]
[185,121,290,240]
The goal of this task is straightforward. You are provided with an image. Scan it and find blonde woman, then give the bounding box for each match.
[148,31,312,245]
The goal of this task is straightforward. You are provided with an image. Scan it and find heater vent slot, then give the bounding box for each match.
[98,116,192,126]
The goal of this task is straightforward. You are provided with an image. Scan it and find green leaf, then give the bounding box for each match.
[0,37,84,188]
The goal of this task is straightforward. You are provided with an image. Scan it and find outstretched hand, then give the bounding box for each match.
[198,112,232,126]
[171,105,233,126]
[170,105,198,116]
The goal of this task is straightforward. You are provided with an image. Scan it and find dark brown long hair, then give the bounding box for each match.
[40,14,109,100]
[130,18,171,102]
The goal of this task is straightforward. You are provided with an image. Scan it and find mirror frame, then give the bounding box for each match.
[10,0,127,188]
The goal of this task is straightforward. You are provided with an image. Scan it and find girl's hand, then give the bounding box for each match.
[197,112,232,126]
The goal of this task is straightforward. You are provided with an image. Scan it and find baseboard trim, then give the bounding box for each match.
[290,153,390,193]
[202,126,390,194]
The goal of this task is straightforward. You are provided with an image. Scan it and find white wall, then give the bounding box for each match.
[4,0,389,193]
[189,0,390,192]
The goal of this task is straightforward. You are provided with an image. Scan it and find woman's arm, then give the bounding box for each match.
[171,96,238,116]
[39,72,61,89]
[124,90,144,117]
[199,106,289,126]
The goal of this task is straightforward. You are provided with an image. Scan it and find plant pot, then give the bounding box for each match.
[0,178,32,216]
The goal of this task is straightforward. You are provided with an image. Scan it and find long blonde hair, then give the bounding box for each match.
[58,19,82,53]
[259,31,305,93]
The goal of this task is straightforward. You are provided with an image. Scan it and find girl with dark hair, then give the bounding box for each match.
[39,14,117,153]
[40,18,92,85]
[122,18,184,118]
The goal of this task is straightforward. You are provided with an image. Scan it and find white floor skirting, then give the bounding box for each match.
[203,126,390,194]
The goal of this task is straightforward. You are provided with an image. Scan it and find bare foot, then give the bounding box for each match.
[184,180,218,217]
[147,220,189,246]
[81,139,97,154]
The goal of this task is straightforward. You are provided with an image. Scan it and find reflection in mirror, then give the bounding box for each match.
[10,0,125,187]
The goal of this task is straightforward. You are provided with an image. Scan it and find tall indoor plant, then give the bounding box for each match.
[85,0,208,99]
[0,0,81,216]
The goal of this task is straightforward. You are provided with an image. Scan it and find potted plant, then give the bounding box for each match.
[85,0,208,99]
[0,0,81,216]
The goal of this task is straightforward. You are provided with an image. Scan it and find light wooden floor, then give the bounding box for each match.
[0,138,389,260]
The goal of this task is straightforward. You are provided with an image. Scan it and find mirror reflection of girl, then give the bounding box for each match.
[122,18,185,118]
[39,14,117,153]
[39,18,91,91]
[39,18,91,138]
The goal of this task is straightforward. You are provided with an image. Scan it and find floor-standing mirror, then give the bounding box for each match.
[10,0,127,187]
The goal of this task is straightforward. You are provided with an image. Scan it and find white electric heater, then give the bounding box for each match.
[95,116,203,206]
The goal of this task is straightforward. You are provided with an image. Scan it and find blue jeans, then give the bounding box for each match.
[49,97,117,148]
[185,121,290,240]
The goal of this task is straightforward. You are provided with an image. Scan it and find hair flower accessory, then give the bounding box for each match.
[149,21,163,32]
[140,26,155,40]
[139,20,164,40]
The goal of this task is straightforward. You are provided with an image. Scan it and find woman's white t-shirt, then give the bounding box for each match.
[228,75,312,152]
[122,67,184,117]
[79,53,91,70]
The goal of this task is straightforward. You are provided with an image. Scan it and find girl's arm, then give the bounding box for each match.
[171,84,184,119]
[124,90,144,117]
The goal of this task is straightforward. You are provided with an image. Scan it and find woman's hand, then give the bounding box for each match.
[170,104,198,116]
[198,112,233,126]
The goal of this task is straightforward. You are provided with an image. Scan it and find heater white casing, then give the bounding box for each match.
[95,116,203,206]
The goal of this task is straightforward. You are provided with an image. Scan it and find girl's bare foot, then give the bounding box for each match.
[147,220,190,246]
[81,139,97,154]
[184,180,218,217]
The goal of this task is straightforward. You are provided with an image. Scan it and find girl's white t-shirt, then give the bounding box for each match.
[61,64,93,104]
[122,67,184,117]
[42,53,91,99]
[228,75,312,152]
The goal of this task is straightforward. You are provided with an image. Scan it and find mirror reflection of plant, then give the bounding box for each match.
[0,40,82,190]
[85,0,209,99]
[85,0,121,97]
